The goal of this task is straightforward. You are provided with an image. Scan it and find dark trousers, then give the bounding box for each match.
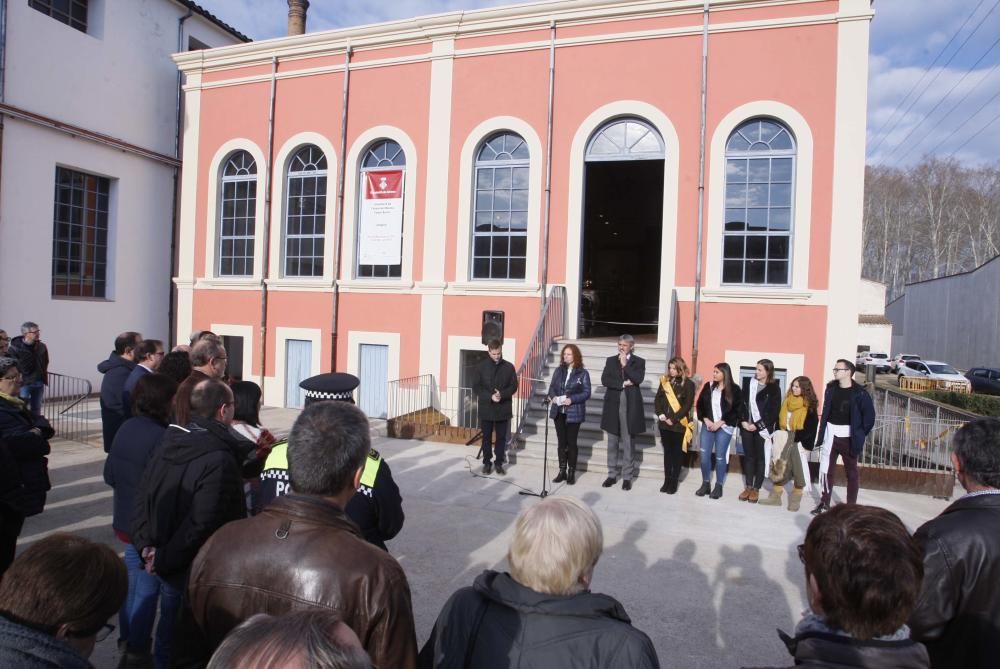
[741,429,766,489]
[0,508,24,577]
[481,419,509,464]
[822,436,859,505]
[554,414,580,471]
[661,429,684,485]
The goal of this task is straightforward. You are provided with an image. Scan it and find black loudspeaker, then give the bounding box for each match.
[481,310,505,346]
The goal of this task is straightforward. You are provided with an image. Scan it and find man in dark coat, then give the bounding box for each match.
[259,372,405,551]
[909,418,1000,669]
[131,378,246,592]
[121,338,164,418]
[600,334,646,491]
[8,321,49,417]
[472,339,518,475]
[97,331,142,452]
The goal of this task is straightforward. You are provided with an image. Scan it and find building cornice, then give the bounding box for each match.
[173,0,864,74]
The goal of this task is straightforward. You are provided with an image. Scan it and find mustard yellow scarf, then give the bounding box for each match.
[779,394,808,431]
[0,390,26,411]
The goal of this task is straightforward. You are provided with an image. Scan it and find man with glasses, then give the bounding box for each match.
[812,359,875,515]
[8,322,49,417]
[97,331,143,452]
[122,339,165,418]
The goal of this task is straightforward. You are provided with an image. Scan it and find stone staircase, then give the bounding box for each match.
[513,337,675,476]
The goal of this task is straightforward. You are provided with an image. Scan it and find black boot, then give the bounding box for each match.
[552,469,567,483]
[695,481,711,497]
[566,468,576,485]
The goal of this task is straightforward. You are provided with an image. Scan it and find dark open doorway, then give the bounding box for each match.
[580,160,664,337]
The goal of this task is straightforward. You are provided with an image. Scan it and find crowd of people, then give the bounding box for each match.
[0,326,996,669]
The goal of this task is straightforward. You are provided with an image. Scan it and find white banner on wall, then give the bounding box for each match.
[359,170,404,265]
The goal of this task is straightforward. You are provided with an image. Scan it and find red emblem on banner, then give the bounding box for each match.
[365,170,403,199]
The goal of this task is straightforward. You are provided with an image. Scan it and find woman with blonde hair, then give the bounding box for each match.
[419,497,659,668]
[654,356,695,494]
[546,344,591,485]
[760,376,818,511]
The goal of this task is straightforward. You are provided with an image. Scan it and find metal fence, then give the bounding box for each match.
[513,286,566,438]
[45,372,100,446]
[386,374,480,441]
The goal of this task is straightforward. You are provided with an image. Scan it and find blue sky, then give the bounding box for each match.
[195,0,1000,167]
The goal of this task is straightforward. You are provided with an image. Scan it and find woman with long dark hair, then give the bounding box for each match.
[739,359,781,503]
[230,381,276,513]
[654,357,695,494]
[694,362,742,499]
[546,344,591,485]
[760,375,818,511]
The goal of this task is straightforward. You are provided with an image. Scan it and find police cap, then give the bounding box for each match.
[299,372,360,404]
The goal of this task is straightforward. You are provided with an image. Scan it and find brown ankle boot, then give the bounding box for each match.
[738,486,752,502]
[748,489,760,503]
[788,487,804,512]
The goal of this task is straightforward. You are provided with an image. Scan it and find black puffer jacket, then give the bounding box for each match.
[418,570,659,669]
[8,337,48,385]
[0,398,52,516]
[131,416,246,587]
[909,493,1000,669]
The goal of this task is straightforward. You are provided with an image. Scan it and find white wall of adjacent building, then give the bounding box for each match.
[0,0,244,388]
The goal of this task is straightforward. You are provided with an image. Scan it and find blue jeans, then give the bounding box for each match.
[154,577,183,669]
[120,545,181,668]
[699,426,734,485]
[19,382,44,416]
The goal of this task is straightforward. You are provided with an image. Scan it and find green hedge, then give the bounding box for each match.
[921,390,1000,417]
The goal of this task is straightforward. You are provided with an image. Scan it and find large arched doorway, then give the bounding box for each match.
[579,118,664,337]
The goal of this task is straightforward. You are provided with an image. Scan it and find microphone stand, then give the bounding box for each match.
[520,396,552,499]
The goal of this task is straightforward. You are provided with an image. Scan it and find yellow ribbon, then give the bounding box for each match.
[661,376,693,453]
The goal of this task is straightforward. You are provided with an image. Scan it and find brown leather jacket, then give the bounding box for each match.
[188,494,417,669]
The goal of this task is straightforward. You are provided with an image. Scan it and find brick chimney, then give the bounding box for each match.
[287,0,309,36]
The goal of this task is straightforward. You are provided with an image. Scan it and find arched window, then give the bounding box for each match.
[284,145,328,278]
[218,150,257,277]
[357,140,406,278]
[472,132,529,280]
[723,118,795,285]
[585,117,664,161]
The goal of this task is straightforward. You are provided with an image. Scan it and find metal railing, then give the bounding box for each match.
[513,286,566,438]
[863,415,964,471]
[386,374,480,441]
[45,372,100,446]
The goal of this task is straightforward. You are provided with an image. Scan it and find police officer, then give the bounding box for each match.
[258,372,404,551]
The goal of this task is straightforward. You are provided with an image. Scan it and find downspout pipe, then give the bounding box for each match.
[330,45,352,371]
[540,19,556,303]
[691,0,709,374]
[0,0,8,228]
[259,56,278,387]
[168,6,193,350]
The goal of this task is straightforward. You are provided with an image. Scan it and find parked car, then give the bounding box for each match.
[965,367,1000,395]
[890,353,921,373]
[898,360,972,391]
[856,352,891,373]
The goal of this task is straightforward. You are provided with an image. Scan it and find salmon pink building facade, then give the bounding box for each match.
[173,0,874,411]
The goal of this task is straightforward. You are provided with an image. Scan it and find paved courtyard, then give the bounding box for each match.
[20,407,954,668]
